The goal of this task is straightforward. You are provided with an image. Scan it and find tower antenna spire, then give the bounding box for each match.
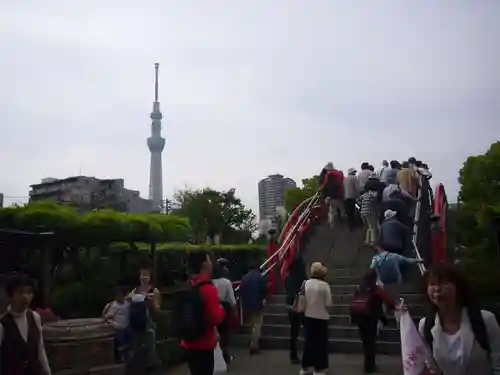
[154,63,159,102]
[148,62,165,212]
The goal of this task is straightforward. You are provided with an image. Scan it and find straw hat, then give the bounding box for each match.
[310,262,328,278]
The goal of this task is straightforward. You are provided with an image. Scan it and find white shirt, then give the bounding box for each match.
[443,329,464,375]
[343,174,360,199]
[103,301,130,329]
[304,278,332,320]
[378,167,392,183]
[0,308,52,374]
[212,278,237,307]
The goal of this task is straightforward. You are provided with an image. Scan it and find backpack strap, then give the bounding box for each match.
[423,314,435,351]
[467,307,491,358]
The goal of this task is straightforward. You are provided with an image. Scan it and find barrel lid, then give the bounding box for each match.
[43,318,115,342]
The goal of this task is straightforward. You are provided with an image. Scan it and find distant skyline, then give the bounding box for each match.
[1,1,499,213]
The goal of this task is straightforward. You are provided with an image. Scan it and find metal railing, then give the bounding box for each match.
[411,175,428,276]
[234,191,321,324]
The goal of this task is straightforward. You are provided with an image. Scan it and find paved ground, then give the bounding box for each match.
[169,349,403,375]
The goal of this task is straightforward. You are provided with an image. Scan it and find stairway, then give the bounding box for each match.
[247,221,426,355]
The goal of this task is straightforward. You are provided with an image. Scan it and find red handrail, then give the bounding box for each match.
[431,183,448,264]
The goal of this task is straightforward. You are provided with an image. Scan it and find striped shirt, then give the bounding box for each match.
[357,190,378,216]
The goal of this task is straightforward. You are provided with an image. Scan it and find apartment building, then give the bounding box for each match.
[258,174,296,221]
[29,176,153,213]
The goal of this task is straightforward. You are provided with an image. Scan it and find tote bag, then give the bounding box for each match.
[292,281,307,313]
[213,343,227,374]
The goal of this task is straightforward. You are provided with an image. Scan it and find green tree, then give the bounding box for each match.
[284,175,320,213]
[457,141,500,300]
[172,188,256,244]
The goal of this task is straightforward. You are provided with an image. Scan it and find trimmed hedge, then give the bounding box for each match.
[50,243,266,319]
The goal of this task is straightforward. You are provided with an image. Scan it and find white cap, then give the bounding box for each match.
[384,209,397,220]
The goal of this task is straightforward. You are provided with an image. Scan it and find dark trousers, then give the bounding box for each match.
[357,318,378,372]
[217,314,231,362]
[288,310,303,359]
[302,317,329,371]
[114,327,131,361]
[186,349,214,375]
[344,198,357,230]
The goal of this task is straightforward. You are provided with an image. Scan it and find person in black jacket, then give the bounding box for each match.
[351,269,395,374]
[285,256,307,364]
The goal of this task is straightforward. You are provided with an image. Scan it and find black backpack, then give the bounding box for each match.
[423,307,491,359]
[172,281,211,341]
[129,301,149,332]
[129,287,153,332]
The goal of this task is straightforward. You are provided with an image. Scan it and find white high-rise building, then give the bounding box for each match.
[258,174,296,221]
[147,63,165,211]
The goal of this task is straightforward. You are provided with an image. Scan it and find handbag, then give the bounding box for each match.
[291,281,306,313]
[213,343,227,373]
[349,286,371,317]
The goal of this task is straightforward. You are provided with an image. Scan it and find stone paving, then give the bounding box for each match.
[169,349,403,375]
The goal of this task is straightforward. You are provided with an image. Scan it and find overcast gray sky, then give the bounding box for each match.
[1,1,499,212]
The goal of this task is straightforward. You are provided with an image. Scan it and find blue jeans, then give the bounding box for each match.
[115,327,131,360]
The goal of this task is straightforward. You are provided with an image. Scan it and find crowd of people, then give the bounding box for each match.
[2,157,499,375]
[319,157,431,249]
[1,255,499,375]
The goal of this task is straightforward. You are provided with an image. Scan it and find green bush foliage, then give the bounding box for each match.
[455,141,500,304]
[49,243,266,319]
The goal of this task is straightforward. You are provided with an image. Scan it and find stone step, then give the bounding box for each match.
[264,303,426,317]
[324,268,375,278]
[262,313,422,328]
[260,323,400,342]
[258,336,401,355]
[328,283,419,294]
[268,292,423,305]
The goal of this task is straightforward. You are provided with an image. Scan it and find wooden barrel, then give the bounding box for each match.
[43,318,117,373]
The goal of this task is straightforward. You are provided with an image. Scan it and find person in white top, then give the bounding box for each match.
[377,160,392,184]
[343,167,360,231]
[0,272,52,375]
[103,286,131,361]
[418,263,500,375]
[300,262,332,375]
[212,259,237,363]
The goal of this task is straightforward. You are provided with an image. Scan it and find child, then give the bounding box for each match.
[103,286,131,362]
[0,272,52,375]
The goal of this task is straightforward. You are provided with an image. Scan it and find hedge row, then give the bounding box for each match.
[50,243,266,319]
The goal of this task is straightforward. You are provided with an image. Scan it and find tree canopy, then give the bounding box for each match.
[0,200,191,245]
[456,141,500,298]
[284,175,320,213]
[172,187,256,244]
[458,141,500,247]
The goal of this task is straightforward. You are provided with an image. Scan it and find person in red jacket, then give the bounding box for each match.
[182,251,225,375]
[319,162,346,229]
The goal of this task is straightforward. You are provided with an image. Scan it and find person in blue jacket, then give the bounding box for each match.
[379,210,411,255]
